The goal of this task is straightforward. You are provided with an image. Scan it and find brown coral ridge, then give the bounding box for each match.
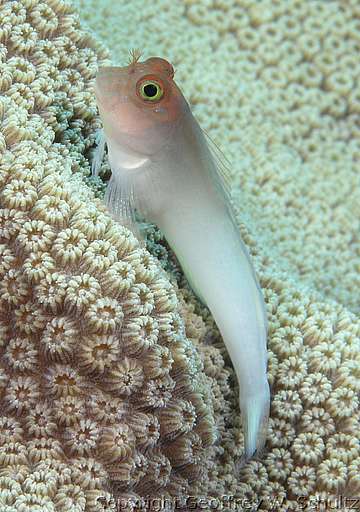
[0,0,218,510]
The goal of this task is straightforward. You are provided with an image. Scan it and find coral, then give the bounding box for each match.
[75,0,359,505]
[1,0,359,509]
[162,288,360,506]
[75,0,360,315]
[0,0,218,509]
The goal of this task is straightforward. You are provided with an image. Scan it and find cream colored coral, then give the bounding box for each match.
[1,0,360,508]
[75,0,360,315]
[75,0,360,503]
[0,0,218,509]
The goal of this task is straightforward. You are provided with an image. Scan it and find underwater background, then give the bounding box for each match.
[0,0,359,510]
[74,0,360,314]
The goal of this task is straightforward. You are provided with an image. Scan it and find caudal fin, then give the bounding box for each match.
[241,384,270,459]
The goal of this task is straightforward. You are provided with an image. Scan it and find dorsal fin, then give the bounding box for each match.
[201,127,233,202]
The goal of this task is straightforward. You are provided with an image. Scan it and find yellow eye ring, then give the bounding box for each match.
[138,79,164,102]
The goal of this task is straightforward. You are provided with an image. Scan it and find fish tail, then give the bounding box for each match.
[241,384,270,460]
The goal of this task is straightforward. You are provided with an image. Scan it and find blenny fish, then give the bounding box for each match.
[92,52,270,459]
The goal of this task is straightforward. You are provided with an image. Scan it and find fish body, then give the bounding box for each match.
[93,56,270,458]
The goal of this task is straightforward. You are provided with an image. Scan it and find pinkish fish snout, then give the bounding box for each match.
[94,66,127,103]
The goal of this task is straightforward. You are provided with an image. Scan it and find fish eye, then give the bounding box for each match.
[137,79,164,102]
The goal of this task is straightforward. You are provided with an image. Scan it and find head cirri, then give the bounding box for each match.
[94,56,189,156]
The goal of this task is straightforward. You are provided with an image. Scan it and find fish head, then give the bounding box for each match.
[95,56,188,156]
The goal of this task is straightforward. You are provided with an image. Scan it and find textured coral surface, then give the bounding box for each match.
[72,1,360,505]
[0,0,360,511]
[0,1,218,510]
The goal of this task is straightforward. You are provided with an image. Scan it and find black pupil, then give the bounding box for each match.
[144,83,158,98]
